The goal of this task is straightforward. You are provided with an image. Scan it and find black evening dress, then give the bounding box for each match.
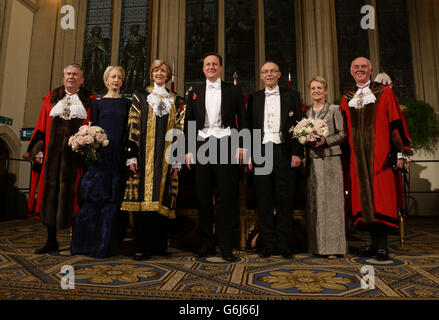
[71,97,130,258]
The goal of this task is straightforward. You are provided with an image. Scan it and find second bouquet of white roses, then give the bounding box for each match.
[68,123,109,161]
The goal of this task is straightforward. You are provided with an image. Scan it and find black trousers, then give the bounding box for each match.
[369,222,389,250]
[133,212,168,254]
[254,143,297,252]
[194,136,239,254]
[45,224,58,244]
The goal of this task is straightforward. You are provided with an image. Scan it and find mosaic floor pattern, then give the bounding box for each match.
[0,218,439,300]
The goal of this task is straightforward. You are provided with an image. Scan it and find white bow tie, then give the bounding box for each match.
[265,88,279,96]
[208,83,220,90]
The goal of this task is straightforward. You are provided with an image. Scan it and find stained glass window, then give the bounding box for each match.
[264,0,297,89]
[377,0,414,100]
[184,0,218,93]
[225,0,256,94]
[82,0,112,95]
[335,0,370,95]
[119,0,150,95]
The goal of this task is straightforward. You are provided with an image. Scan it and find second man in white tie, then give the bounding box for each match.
[247,61,304,259]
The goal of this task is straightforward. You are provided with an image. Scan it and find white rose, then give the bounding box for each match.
[95,133,104,143]
[78,125,88,136]
[83,135,94,145]
[76,136,85,146]
[88,126,97,137]
[71,139,79,151]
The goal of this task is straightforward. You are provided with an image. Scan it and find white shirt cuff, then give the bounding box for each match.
[126,158,137,166]
[398,148,415,160]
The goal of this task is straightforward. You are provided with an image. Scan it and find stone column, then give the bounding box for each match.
[150,0,186,96]
[295,0,339,105]
[110,0,123,66]
[407,0,439,112]
[366,0,381,79]
[218,0,225,78]
[24,0,59,127]
[0,0,38,182]
[255,0,265,91]
[0,0,6,46]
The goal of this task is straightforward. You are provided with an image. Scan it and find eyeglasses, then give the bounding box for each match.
[261,69,279,75]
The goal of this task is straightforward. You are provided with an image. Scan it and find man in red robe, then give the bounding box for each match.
[341,57,413,261]
[26,64,95,254]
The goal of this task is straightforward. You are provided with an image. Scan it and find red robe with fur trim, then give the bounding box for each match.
[27,87,95,228]
[341,83,411,229]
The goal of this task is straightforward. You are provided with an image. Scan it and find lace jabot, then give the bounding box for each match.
[147,83,174,117]
[348,81,376,109]
[49,91,87,120]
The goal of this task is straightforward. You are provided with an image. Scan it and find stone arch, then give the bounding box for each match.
[0,125,23,180]
[0,135,8,176]
[0,125,29,220]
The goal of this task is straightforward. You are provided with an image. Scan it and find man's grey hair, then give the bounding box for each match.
[260,61,280,72]
[63,63,84,74]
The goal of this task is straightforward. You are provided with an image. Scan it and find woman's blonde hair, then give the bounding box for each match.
[308,76,328,89]
[149,59,172,82]
[103,65,126,83]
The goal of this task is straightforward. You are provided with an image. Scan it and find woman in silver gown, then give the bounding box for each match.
[305,76,347,259]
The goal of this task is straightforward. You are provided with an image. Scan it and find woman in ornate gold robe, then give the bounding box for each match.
[121,59,185,260]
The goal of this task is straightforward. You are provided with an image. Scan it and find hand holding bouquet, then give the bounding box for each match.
[291,118,329,145]
[68,123,109,161]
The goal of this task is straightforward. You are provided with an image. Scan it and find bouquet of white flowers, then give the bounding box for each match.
[68,123,109,161]
[292,118,329,145]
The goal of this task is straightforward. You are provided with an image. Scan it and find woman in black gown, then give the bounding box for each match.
[71,66,130,258]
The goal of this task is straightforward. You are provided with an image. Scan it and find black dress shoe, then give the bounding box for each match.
[259,250,273,258]
[358,246,378,257]
[156,251,171,257]
[133,252,151,261]
[133,252,145,260]
[377,249,390,261]
[34,243,59,254]
[279,250,293,259]
[221,253,238,262]
[197,247,216,258]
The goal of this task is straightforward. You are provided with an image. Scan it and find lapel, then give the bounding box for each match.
[256,90,265,129]
[311,102,330,120]
[220,81,230,122]
[196,84,207,124]
[280,88,289,131]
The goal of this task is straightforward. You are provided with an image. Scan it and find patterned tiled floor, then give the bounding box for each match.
[0,218,439,300]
